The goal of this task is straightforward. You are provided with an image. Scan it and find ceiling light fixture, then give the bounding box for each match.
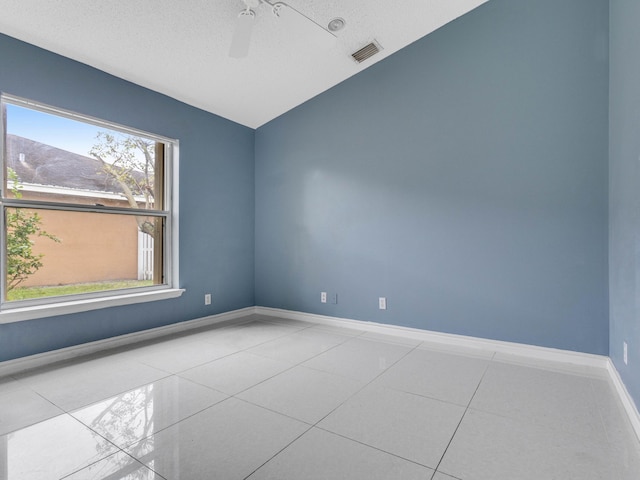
[327,17,346,32]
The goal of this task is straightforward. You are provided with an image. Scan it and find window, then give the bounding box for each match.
[0,94,181,322]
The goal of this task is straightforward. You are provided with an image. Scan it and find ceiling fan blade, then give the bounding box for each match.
[272,3,336,50]
[229,10,255,58]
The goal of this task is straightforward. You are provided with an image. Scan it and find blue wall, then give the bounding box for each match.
[0,34,256,362]
[0,0,619,368]
[609,0,640,408]
[255,0,610,354]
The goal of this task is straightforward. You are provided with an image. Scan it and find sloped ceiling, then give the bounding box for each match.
[0,0,488,128]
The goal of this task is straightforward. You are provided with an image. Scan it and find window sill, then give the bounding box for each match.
[0,288,185,324]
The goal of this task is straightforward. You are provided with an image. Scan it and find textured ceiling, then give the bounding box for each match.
[0,0,488,128]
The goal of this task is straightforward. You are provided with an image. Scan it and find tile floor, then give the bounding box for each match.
[1,314,639,479]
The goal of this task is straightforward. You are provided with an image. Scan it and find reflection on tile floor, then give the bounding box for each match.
[1,314,639,479]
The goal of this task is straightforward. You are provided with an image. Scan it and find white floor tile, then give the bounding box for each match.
[302,338,413,382]
[195,320,301,350]
[252,315,314,329]
[590,378,640,476]
[239,319,308,336]
[248,329,351,364]
[61,451,166,479]
[2,317,638,480]
[0,414,119,479]
[72,376,228,449]
[439,408,637,480]
[125,397,309,480]
[179,351,292,395]
[470,361,606,440]
[319,385,465,468]
[304,323,365,337]
[12,356,169,411]
[590,377,637,442]
[125,338,240,374]
[359,331,423,347]
[418,340,495,360]
[0,377,63,435]
[432,472,461,480]
[374,348,489,406]
[237,365,365,424]
[247,427,434,480]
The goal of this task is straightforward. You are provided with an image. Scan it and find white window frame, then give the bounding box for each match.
[0,94,183,323]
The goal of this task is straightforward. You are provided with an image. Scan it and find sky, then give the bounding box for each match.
[5,103,150,165]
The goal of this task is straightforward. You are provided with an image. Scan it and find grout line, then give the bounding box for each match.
[229,325,374,397]
[428,404,470,478]
[113,450,170,480]
[312,426,434,469]
[57,414,143,479]
[229,333,379,399]
[3,319,429,477]
[428,354,493,478]
[308,342,422,427]
[236,330,428,477]
[241,425,315,480]
[430,471,464,480]
[69,375,233,452]
[168,322,363,407]
[236,339,427,479]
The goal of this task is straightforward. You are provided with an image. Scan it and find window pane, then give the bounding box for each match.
[4,103,162,210]
[1,95,175,313]
[4,208,164,302]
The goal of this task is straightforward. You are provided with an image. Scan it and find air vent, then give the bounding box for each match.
[351,41,382,63]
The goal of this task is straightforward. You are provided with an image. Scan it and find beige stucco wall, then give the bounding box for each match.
[14,191,140,287]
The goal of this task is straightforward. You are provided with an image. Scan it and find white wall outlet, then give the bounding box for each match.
[379,297,387,310]
[204,293,212,305]
[623,341,628,365]
[331,293,338,304]
[321,292,327,303]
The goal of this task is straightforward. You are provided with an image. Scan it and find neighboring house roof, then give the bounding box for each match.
[6,133,132,195]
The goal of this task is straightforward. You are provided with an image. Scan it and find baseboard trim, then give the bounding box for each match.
[0,306,256,377]
[256,306,640,442]
[606,359,640,442]
[256,307,608,368]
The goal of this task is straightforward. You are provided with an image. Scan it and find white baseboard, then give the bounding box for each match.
[255,307,608,368]
[606,359,640,442]
[0,306,255,377]
[256,306,640,442]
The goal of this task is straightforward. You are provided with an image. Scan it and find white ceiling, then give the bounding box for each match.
[0,0,488,128]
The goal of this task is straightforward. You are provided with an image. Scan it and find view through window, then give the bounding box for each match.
[1,95,175,308]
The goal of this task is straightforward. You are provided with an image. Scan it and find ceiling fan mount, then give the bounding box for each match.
[229,0,338,58]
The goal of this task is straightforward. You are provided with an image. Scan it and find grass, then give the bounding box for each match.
[6,279,154,301]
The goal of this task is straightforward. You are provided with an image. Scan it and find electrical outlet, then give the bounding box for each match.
[379,297,387,310]
[204,293,212,305]
[331,293,338,304]
[624,341,628,365]
[321,292,327,303]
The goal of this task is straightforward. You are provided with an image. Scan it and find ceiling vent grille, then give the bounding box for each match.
[351,41,382,63]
